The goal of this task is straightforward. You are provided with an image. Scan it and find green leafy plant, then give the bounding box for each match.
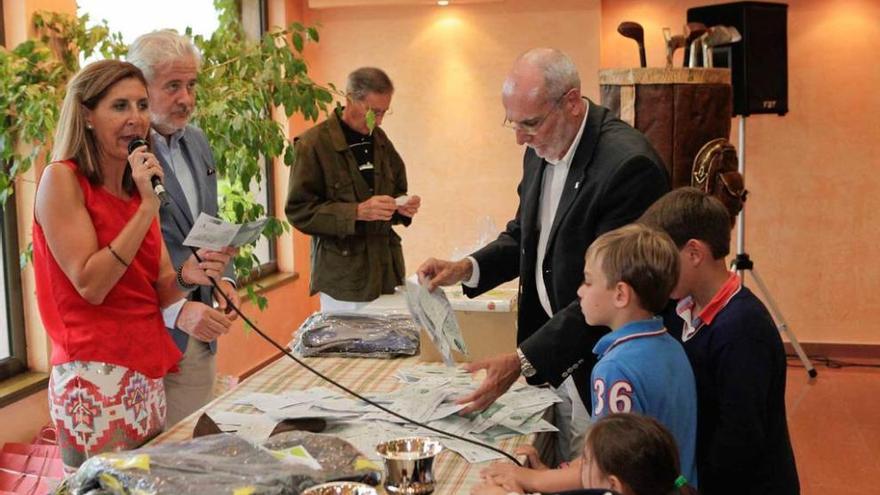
[0,0,333,309]
[0,11,124,205]
[193,0,333,289]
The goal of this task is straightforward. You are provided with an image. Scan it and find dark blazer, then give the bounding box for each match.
[153,125,234,354]
[464,100,668,402]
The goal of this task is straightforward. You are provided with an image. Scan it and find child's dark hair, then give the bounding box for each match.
[585,413,698,495]
[639,187,731,260]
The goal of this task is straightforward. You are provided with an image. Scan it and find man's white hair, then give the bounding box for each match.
[128,29,202,81]
[503,48,580,102]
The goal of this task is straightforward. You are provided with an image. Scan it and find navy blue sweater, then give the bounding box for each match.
[674,287,799,495]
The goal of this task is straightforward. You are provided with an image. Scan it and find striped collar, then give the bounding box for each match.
[676,272,742,342]
[593,317,667,358]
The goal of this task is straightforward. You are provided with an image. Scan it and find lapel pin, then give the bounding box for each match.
[574,181,580,189]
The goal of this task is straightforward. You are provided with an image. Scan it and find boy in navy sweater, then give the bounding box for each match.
[640,188,799,495]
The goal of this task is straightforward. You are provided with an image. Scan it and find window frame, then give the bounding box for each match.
[0,187,29,380]
[238,0,279,283]
[0,0,5,48]
[1,0,30,380]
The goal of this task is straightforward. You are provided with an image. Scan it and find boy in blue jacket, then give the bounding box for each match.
[479,224,697,494]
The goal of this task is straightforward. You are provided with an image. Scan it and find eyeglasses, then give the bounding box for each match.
[502,91,570,135]
[369,107,393,117]
[354,99,393,118]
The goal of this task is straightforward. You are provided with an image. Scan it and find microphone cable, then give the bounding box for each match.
[160,196,522,466]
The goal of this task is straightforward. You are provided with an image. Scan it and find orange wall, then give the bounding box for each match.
[297,0,602,282]
[293,0,879,346]
[214,0,320,380]
[0,392,50,444]
[601,0,880,345]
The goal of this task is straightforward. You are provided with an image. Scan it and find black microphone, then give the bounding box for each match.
[127,137,169,205]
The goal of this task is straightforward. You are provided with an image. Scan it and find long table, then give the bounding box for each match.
[151,354,548,494]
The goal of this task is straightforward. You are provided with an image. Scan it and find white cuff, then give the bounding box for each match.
[221,276,236,288]
[162,299,186,329]
[462,256,480,288]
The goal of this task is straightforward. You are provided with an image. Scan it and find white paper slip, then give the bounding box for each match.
[395,195,410,206]
[403,275,468,367]
[183,212,269,250]
[207,411,276,441]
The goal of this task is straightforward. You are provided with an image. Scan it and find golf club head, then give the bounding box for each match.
[724,26,742,44]
[667,34,686,68]
[703,25,744,68]
[705,25,742,46]
[617,21,647,68]
[683,23,707,67]
[690,33,707,68]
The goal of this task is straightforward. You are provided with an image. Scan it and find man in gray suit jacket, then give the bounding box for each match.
[129,30,239,426]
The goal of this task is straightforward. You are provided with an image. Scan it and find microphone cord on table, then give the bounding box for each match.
[166,207,522,466]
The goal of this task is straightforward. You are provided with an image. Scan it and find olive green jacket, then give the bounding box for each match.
[285,111,410,302]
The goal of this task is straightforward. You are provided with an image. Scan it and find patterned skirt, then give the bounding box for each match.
[49,361,166,470]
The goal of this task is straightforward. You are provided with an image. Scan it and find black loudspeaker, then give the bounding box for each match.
[688,2,788,116]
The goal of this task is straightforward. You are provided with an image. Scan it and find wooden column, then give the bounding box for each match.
[599,68,732,188]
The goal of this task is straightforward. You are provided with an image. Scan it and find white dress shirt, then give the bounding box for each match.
[466,106,588,318]
[152,128,205,329]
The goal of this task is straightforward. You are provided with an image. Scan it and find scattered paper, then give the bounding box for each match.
[216,365,558,464]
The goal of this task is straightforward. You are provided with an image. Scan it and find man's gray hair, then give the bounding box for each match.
[507,48,581,102]
[346,67,394,101]
[128,29,202,81]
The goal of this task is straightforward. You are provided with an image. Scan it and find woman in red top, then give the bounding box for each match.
[33,60,233,470]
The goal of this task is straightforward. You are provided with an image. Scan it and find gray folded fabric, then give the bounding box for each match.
[292,312,420,358]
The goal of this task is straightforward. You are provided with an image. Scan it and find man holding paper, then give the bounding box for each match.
[418,49,667,460]
[286,67,420,311]
[129,30,239,425]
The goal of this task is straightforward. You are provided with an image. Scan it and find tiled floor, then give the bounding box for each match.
[786,361,880,494]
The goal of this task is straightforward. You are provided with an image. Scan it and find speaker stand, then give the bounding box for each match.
[735,116,816,379]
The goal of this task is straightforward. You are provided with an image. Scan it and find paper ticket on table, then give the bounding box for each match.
[183,212,268,250]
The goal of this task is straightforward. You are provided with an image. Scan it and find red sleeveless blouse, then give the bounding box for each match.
[33,161,181,378]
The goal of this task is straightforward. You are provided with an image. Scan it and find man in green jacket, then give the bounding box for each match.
[286,67,420,310]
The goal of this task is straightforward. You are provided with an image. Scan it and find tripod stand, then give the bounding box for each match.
[735,116,817,378]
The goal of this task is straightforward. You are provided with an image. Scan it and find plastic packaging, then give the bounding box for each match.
[54,432,382,495]
[291,312,420,358]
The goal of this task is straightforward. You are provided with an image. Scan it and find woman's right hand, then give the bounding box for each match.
[128,144,164,210]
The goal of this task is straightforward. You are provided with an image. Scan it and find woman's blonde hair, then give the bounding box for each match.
[52,60,147,186]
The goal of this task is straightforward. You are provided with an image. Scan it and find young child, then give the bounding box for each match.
[639,187,799,494]
[477,224,698,493]
[474,413,697,495]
